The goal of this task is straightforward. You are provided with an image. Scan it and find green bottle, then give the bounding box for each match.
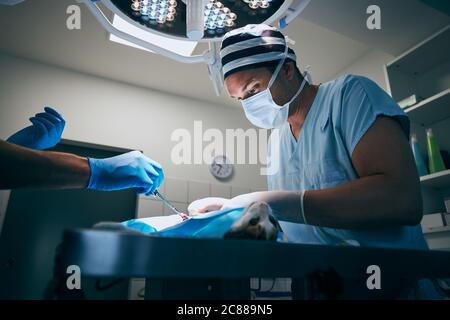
[426,128,446,174]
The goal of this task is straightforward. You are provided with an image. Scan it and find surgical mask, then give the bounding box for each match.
[241,44,310,129]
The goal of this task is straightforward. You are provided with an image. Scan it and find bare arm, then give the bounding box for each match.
[224,117,422,229]
[0,139,90,190]
[303,116,422,229]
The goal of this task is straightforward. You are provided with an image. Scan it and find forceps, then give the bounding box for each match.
[154,190,184,215]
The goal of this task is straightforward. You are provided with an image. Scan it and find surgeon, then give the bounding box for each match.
[193,24,430,249]
[189,24,443,299]
[0,107,164,194]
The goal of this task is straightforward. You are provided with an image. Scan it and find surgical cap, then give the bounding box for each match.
[220,24,297,79]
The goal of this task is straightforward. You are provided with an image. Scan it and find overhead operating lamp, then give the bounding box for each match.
[84,0,311,94]
[0,0,311,94]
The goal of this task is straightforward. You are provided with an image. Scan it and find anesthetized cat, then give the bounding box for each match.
[224,202,282,241]
[95,202,284,242]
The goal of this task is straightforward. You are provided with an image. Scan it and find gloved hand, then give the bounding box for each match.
[189,190,308,224]
[188,196,251,215]
[7,107,65,150]
[87,151,164,195]
[188,197,230,215]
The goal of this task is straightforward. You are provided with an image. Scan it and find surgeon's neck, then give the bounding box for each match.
[288,84,320,141]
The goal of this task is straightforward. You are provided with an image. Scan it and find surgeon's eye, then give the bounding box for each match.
[248,87,259,96]
[240,83,260,100]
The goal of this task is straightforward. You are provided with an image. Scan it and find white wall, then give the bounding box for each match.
[333,50,395,91]
[0,53,267,190]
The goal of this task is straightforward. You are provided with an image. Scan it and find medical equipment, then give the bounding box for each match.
[1,0,312,94]
[154,190,183,215]
[53,227,450,299]
[81,0,312,95]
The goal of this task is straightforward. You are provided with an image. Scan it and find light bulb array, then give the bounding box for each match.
[204,1,236,30]
[131,0,178,23]
[242,0,273,9]
[130,1,244,29]
[129,0,275,34]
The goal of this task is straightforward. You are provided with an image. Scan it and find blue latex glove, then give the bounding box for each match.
[87,151,164,194]
[7,107,65,150]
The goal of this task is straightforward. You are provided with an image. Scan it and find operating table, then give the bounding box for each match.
[52,228,450,300]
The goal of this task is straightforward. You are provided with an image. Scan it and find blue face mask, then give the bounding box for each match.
[241,45,309,129]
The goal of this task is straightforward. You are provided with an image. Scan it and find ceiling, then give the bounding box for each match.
[0,0,448,108]
[301,0,449,56]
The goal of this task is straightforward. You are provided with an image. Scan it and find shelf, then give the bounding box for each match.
[420,169,450,189]
[386,25,450,76]
[405,88,450,126]
[422,225,450,235]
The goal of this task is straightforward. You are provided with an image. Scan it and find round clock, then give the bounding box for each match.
[209,155,233,180]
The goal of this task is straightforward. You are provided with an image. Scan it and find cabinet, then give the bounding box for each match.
[384,25,450,250]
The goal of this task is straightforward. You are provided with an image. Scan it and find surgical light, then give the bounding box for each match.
[187,0,205,41]
[82,0,311,94]
[91,0,310,42]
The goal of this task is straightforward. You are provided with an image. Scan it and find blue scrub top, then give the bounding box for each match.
[267,75,428,250]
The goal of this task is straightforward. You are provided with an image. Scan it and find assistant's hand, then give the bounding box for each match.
[87,151,164,194]
[187,195,252,215]
[221,194,258,211]
[189,191,308,224]
[188,197,230,215]
[7,107,65,150]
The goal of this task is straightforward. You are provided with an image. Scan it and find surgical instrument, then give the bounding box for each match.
[154,190,184,215]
